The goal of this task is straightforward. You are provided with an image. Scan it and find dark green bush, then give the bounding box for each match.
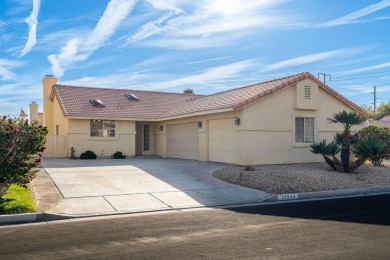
[357,125,390,165]
[113,151,125,159]
[80,150,97,159]
[353,136,386,166]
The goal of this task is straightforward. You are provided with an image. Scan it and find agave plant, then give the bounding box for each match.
[328,111,366,173]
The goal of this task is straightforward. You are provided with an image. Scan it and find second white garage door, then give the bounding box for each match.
[209,118,237,164]
[167,122,199,160]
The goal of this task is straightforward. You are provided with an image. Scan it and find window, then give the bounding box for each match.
[295,117,314,143]
[90,120,115,137]
[143,124,150,151]
[56,125,59,136]
[304,86,310,99]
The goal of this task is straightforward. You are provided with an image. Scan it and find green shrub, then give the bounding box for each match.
[357,125,390,165]
[113,151,125,159]
[1,116,48,198]
[80,150,97,159]
[353,136,386,166]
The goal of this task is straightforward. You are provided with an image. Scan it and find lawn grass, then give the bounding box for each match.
[0,184,36,215]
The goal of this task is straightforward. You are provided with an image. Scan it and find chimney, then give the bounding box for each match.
[29,101,38,124]
[42,75,57,134]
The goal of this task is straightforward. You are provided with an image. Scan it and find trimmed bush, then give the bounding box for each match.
[113,151,125,159]
[353,136,386,166]
[357,125,390,165]
[80,150,97,159]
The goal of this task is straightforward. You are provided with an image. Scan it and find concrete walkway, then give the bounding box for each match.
[35,158,271,216]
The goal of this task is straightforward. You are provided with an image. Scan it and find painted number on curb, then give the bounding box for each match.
[277,194,299,201]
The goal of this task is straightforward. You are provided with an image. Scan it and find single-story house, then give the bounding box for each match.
[41,72,367,165]
[368,115,390,127]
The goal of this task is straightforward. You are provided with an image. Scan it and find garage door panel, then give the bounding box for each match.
[167,122,199,160]
[209,118,236,163]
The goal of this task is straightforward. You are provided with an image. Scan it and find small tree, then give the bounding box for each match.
[311,110,372,173]
[0,116,48,198]
[183,88,194,94]
[327,111,366,173]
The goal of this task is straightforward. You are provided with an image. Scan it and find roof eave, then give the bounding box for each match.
[159,107,235,121]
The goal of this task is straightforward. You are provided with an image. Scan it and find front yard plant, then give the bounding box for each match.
[80,150,97,159]
[0,116,47,198]
[113,151,125,159]
[311,110,385,173]
[356,125,390,166]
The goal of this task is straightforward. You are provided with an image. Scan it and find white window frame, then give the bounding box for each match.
[90,120,115,137]
[295,117,314,143]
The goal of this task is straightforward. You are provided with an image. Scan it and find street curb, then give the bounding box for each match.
[2,186,390,225]
[265,185,390,202]
[0,213,43,225]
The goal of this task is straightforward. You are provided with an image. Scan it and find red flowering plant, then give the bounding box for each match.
[0,116,48,198]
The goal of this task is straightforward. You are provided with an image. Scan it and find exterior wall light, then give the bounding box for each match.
[159,125,164,131]
[198,121,203,128]
[235,117,241,126]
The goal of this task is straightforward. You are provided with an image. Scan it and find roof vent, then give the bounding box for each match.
[90,99,104,107]
[125,94,139,101]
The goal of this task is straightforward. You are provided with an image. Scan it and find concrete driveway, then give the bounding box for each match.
[39,158,270,216]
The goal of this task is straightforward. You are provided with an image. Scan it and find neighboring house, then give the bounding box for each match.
[29,101,43,126]
[368,115,390,127]
[41,72,367,165]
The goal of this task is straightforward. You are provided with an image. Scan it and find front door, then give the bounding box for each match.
[135,123,143,156]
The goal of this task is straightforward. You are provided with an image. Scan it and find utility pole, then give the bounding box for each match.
[372,86,378,113]
[318,73,331,84]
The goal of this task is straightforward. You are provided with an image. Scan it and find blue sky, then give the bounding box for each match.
[1,0,390,117]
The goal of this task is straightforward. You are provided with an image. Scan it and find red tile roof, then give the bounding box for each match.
[53,86,203,119]
[53,72,367,120]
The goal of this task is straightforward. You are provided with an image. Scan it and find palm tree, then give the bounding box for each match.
[328,111,366,173]
[311,140,341,171]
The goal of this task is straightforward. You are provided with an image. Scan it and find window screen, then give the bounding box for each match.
[90,120,115,137]
[295,117,314,143]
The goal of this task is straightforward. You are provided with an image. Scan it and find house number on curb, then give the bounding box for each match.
[277,194,299,200]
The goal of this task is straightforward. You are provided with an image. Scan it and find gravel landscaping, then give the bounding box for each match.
[213,162,390,194]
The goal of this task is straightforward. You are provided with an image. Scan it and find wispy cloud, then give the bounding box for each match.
[128,0,294,49]
[338,62,390,74]
[323,0,390,27]
[145,0,183,13]
[62,59,257,92]
[20,0,40,57]
[48,0,136,77]
[261,48,363,72]
[0,59,24,80]
[187,56,233,65]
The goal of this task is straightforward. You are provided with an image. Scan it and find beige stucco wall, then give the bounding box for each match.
[240,79,364,165]
[52,95,68,136]
[67,119,136,158]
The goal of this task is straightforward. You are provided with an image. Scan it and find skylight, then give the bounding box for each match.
[125,94,139,101]
[90,99,104,107]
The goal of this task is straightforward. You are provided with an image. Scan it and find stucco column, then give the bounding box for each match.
[42,75,57,135]
[198,120,209,161]
[29,102,38,124]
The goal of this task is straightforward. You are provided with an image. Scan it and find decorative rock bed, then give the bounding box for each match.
[213,162,390,194]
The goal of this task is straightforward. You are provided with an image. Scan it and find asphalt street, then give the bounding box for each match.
[1,194,389,259]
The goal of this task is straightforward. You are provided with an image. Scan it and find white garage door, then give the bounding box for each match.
[209,118,237,163]
[167,122,199,160]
